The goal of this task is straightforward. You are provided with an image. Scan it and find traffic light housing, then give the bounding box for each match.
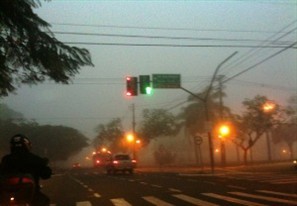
[139,75,152,94]
[126,76,138,96]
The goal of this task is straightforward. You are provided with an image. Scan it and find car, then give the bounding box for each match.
[92,152,112,168]
[105,154,136,175]
[72,162,81,169]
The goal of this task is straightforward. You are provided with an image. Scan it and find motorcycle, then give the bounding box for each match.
[0,173,35,206]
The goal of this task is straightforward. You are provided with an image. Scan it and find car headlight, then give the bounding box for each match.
[293,160,297,164]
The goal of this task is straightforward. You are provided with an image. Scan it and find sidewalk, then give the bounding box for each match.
[135,161,294,174]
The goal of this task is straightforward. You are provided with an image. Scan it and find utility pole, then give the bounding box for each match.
[181,51,237,173]
[132,103,136,134]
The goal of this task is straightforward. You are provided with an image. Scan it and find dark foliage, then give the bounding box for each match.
[0,0,93,96]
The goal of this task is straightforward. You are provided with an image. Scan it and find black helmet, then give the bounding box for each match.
[10,134,32,152]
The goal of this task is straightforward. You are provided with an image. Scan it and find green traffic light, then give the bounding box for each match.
[145,87,153,95]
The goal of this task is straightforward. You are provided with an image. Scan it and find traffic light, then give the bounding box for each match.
[139,75,152,95]
[126,76,138,96]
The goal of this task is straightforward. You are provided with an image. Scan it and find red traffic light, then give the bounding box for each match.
[126,76,138,96]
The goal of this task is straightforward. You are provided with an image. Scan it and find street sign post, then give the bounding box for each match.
[152,74,181,88]
[194,135,203,145]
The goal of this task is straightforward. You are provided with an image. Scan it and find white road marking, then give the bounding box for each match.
[94,193,101,198]
[229,191,297,205]
[257,190,297,198]
[202,193,267,206]
[110,198,132,206]
[151,184,163,188]
[169,188,182,193]
[227,185,246,190]
[173,194,219,206]
[76,201,92,206]
[143,196,175,206]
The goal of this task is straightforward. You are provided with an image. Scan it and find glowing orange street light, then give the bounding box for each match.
[263,101,276,112]
[126,133,135,142]
[219,125,230,138]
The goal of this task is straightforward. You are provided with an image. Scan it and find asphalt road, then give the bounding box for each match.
[42,163,297,206]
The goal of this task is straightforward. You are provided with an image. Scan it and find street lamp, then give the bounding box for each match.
[126,133,136,159]
[263,101,276,112]
[218,124,230,166]
[219,125,230,138]
[126,133,134,142]
[262,100,276,162]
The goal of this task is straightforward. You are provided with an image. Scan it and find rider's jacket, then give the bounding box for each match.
[0,150,52,191]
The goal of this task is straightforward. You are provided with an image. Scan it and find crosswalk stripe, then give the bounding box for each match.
[49,189,297,206]
[270,179,297,184]
[173,194,219,206]
[202,193,267,206]
[257,190,297,198]
[169,188,182,193]
[229,192,297,205]
[76,201,92,206]
[143,196,174,206]
[110,198,132,206]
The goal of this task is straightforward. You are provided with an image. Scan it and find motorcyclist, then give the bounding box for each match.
[0,134,52,205]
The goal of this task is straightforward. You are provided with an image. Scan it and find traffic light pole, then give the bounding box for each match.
[180,87,215,173]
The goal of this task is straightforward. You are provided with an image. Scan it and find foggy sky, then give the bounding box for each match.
[2,1,296,139]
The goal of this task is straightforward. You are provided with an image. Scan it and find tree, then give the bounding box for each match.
[29,125,89,161]
[0,103,24,121]
[271,95,297,159]
[233,95,281,164]
[0,0,93,96]
[154,144,176,167]
[178,80,232,137]
[93,118,125,153]
[0,104,89,161]
[138,109,180,145]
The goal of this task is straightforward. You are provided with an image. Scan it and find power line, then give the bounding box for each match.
[222,41,297,84]
[53,31,295,45]
[51,22,294,34]
[219,20,297,77]
[63,41,297,49]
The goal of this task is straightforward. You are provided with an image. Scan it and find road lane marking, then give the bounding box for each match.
[229,192,297,205]
[257,190,297,198]
[203,181,216,185]
[173,194,219,206]
[110,198,132,206]
[169,188,182,193]
[76,201,92,206]
[94,193,101,198]
[227,185,246,190]
[151,184,163,188]
[270,179,297,184]
[202,193,267,206]
[143,196,174,206]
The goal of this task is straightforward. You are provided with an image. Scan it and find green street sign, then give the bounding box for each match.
[152,74,181,88]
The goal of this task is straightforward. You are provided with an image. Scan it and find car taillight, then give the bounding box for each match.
[132,160,137,163]
[113,160,119,164]
[96,160,100,164]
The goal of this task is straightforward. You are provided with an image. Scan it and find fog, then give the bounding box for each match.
[2,1,296,166]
